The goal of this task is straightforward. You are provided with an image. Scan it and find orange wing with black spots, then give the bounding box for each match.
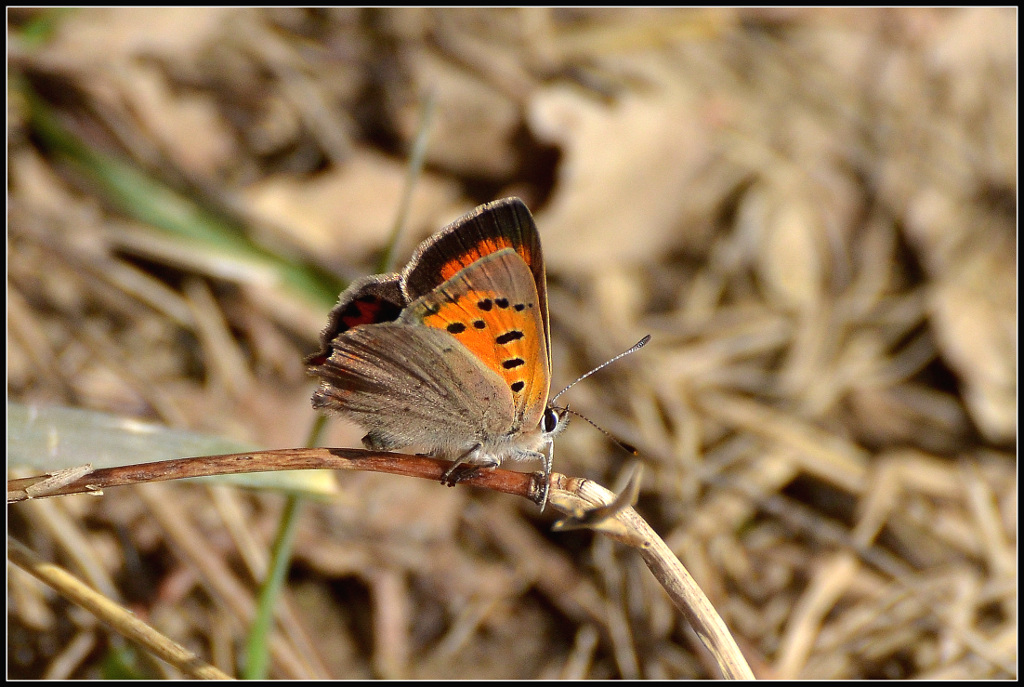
[402,198,550,372]
[401,248,550,431]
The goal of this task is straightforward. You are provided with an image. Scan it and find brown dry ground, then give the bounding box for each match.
[8,8,1016,679]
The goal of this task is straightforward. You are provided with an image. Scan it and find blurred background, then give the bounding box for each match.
[7,8,1016,679]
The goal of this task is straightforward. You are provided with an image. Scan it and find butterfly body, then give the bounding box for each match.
[307,198,567,507]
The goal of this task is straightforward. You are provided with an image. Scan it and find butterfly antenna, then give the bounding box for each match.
[550,335,651,405]
[560,406,640,456]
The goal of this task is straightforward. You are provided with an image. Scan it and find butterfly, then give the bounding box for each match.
[306,198,568,509]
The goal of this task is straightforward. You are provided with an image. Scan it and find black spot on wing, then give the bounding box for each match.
[495,330,524,345]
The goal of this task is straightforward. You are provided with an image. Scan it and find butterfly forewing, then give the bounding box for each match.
[402,248,550,431]
[402,198,550,371]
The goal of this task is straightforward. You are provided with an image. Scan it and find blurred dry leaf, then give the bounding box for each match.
[398,51,525,179]
[47,7,239,66]
[529,55,715,271]
[739,178,827,312]
[244,149,463,268]
[903,185,1015,445]
[116,62,237,178]
[928,249,1016,443]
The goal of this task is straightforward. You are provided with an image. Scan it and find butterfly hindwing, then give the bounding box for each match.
[305,274,404,367]
[310,322,516,453]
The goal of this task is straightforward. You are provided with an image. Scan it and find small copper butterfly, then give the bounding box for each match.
[306,198,568,509]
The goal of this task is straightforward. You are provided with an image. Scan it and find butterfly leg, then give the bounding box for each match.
[539,440,553,512]
[519,441,554,511]
[441,444,499,487]
[361,432,392,451]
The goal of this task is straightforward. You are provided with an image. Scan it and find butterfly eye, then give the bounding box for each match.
[543,407,562,434]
